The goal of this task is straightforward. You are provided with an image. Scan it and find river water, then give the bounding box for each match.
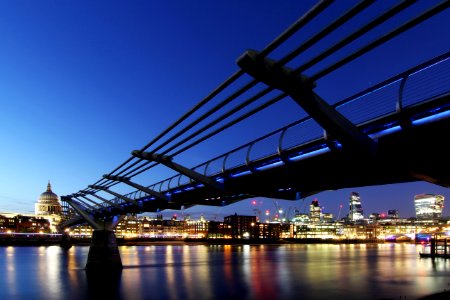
[0,243,449,300]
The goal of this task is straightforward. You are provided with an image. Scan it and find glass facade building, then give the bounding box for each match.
[309,199,321,224]
[348,192,364,222]
[414,194,445,220]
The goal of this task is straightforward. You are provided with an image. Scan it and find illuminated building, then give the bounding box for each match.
[294,223,342,239]
[348,192,364,222]
[213,221,282,239]
[207,221,230,238]
[0,214,50,233]
[292,213,309,224]
[322,213,334,223]
[184,217,208,238]
[140,216,184,238]
[414,194,445,221]
[34,182,62,232]
[69,224,93,236]
[224,214,257,239]
[309,199,321,224]
[341,224,368,239]
[369,213,380,224]
[388,209,399,219]
[115,215,140,237]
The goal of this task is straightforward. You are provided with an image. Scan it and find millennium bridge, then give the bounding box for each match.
[58,0,450,270]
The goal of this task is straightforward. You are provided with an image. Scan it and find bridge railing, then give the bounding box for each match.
[403,57,450,108]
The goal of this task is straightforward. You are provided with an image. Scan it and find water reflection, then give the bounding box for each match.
[0,243,449,299]
[5,246,17,296]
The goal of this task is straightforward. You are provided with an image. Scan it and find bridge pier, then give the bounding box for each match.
[60,232,72,250]
[86,229,122,271]
[60,196,125,271]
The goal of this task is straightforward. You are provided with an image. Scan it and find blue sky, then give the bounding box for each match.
[0,1,449,220]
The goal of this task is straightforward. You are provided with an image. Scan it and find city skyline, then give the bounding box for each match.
[0,1,449,220]
[2,180,448,222]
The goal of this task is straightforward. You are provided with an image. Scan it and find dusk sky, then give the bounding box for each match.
[0,0,449,221]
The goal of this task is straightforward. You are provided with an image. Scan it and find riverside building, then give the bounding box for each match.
[414,194,445,221]
[3,182,448,241]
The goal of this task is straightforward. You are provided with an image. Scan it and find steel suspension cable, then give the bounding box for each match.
[81,1,335,193]
[121,1,442,190]
[106,1,380,181]
[277,0,376,67]
[112,79,260,178]
[90,0,395,188]
[310,0,450,81]
[158,87,275,156]
[258,0,335,57]
[142,1,335,157]
[127,92,289,179]
[292,0,418,76]
[144,1,368,157]
[168,94,288,158]
[127,0,334,157]
[121,86,275,177]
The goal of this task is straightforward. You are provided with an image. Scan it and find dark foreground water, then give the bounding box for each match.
[0,243,449,300]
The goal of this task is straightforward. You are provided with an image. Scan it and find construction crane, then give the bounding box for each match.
[273,200,282,222]
[285,206,293,222]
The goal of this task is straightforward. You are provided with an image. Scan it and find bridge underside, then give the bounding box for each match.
[118,110,450,214]
[229,115,450,199]
[61,105,449,226]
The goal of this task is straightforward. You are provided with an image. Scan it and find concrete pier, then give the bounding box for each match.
[85,230,123,271]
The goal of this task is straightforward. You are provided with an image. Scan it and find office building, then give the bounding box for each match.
[309,199,321,224]
[348,192,364,222]
[414,194,444,220]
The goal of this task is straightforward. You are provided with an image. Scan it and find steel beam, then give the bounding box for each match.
[58,216,84,229]
[132,151,224,190]
[77,194,114,213]
[89,185,143,208]
[237,50,377,157]
[62,196,101,230]
[77,194,102,208]
[83,191,124,210]
[70,195,97,211]
[103,175,170,201]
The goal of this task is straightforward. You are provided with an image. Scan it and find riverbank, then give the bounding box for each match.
[0,236,414,247]
[0,233,62,246]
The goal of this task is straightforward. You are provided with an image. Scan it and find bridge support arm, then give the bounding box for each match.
[103,175,170,201]
[89,185,142,208]
[70,194,98,211]
[132,151,224,190]
[61,196,102,230]
[84,191,124,210]
[72,193,111,211]
[237,50,377,156]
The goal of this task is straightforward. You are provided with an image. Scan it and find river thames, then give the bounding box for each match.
[0,243,449,300]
